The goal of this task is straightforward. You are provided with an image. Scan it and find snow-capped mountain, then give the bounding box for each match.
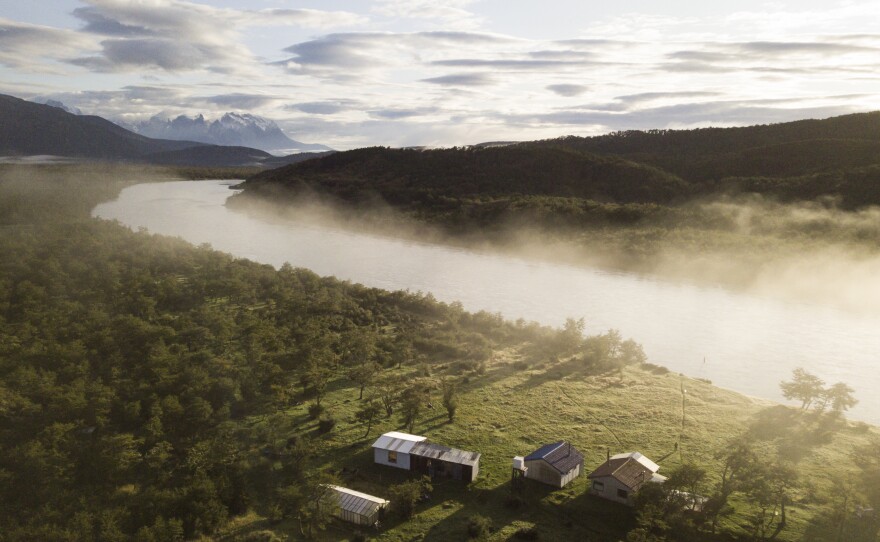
[31,98,83,116]
[122,113,330,153]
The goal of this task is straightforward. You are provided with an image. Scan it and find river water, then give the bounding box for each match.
[93,180,880,423]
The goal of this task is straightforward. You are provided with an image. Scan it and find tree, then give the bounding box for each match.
[556,317,585,353]
[665,463,707,512]
[375,374,402,417]
[389,476,432,518]
[355,400,382,438]
[825,382,858,413]
[780,368,825,410]
[348,361,380,400]
[441,379,458,422]
[399,385,425,433]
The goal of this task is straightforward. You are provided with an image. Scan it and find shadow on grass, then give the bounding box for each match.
[747,405,843,462]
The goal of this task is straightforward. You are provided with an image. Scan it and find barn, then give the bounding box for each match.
[587,451,667,506]
[522,441,584,488]
[327,485,389,527]
[371,431,427,470]
[409,441,480,482]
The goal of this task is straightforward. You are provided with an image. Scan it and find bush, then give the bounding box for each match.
[308,403,324,419]
[513,526,540,540]
[351,532,368,542]
[467,514,492,539]
[317,415,336,433]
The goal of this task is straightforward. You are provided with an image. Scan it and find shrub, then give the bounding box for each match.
[513,526,540,540]
[351,532,368,542]
[308,403,324,419]
[317,415,336,433]
[466,514,492,539]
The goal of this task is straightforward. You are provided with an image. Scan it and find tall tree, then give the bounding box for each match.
[780,368,825,410]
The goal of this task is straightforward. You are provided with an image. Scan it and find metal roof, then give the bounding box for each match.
[588,452,662,491]
[410,442,481,467]
[524,441,584,474]
[611,452,660,473]
[328,485,389,517]
[371,431,427,454]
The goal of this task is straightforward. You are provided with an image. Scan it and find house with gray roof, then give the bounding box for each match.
[371,431,481,482]
[522,441,584,488]
[587,451,667,506]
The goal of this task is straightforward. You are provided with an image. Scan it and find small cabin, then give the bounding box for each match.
[409,441,480,482]
[523,441,584,488]
[587,452,667,506]
[371,431,427,470]
[327,485,389,526]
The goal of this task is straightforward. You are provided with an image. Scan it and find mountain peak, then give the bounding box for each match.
[31,97,82,116]
[125,111,330,153]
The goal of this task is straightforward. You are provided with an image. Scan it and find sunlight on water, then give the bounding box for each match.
[93,180,880,423]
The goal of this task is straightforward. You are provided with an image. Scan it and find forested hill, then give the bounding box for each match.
[245,145,689,204]
[531,111,880,188]
[243,112,880,210]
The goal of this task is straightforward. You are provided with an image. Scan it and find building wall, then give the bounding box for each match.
[589,475,635,506]
[373,447,411,470]
[558,463,581,488]
[524,459,562,487]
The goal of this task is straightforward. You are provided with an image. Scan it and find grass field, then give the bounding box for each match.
[219,347,878,542]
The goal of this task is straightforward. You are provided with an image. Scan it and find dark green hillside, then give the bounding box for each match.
[246,145,689,204]
[534,111,880,191]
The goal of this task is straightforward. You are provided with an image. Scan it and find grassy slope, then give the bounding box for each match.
[222,351,877,542]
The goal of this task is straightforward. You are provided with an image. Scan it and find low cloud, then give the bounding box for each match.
[421,73,495,86]
[287,100,362,115]
[206,93,277,109]
[547,84,589,97]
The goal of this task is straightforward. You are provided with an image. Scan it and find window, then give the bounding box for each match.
[387,450,397,463]
[592,480,605,491]
[617,488,629,499]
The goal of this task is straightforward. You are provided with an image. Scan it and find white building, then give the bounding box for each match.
[587,452,667,506]
[371,431,427,470]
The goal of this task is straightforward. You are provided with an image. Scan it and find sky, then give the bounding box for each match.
[2,1,880,149]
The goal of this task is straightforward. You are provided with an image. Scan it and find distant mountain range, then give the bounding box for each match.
[119,113,331,154]
[0,94,333,168]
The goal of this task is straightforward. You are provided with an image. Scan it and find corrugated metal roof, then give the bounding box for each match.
[328,485,389,518]
[611,452,659,473]
[524,441,584,474]
[410,442,480,467]
[588,452,662,491]
[371,431,427,454]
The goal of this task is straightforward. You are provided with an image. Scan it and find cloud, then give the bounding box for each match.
[433,58,600,70]
[547,84,589,97]
[64,0,365,74]
[373,0,482,30]
[71,7,152,36]
[421,73,495,86]
[502,101,860,132]
[287,100,362,115]
[367,107,440,119]
[0,18,97,70]
[206,93,276,109]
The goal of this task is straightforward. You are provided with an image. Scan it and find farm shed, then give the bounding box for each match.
[587,451,667,506]
[523,441,584,488]
[327,485,389,526]
[371,431,427,470]
[409,441,481,482]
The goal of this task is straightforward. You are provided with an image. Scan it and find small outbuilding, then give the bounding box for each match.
[327,485,389,527]
[522,441,584,488]
[409,441,481,482]
[587,451,667,506]
[371,431,427,470]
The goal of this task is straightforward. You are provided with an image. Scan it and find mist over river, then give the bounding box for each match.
[93,180,880,424]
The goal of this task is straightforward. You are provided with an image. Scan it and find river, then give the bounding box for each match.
[92,180,880,424]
